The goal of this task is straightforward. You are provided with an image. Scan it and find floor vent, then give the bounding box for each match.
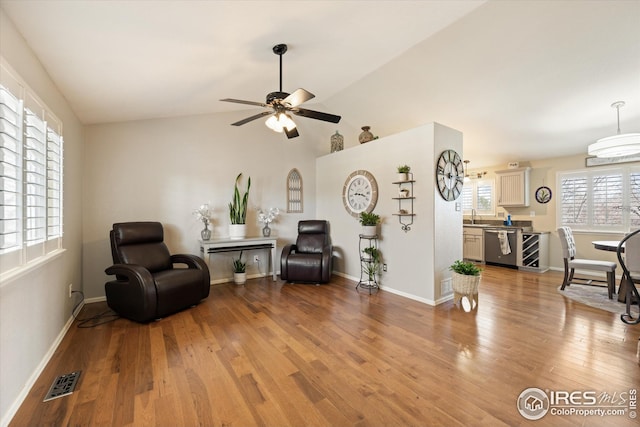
[43,371,81,402]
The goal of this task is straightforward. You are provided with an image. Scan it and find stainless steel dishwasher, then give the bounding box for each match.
[484,228,518,268]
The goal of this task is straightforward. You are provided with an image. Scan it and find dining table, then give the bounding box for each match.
[591,240,630,303]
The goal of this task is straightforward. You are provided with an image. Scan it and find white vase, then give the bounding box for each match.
[397,172,408,182]
[362,225,377,236]
[233,272,246,285]
[229,224,246,239]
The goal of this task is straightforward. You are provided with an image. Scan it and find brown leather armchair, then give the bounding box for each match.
[280,220,333,283]
[105,222,210,323]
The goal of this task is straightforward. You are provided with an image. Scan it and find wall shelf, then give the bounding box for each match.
[392,178,415,232]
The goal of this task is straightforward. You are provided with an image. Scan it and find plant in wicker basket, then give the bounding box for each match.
[449,260,481,309]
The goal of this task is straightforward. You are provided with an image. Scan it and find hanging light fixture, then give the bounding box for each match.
[265,112,296,133]
[588,101,640,158]
[463,160,470,182]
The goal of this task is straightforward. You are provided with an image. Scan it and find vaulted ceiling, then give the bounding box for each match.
[1,0,639,167]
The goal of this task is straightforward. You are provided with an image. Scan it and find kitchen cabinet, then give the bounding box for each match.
[496,167,531,207]
[463,226,484,262]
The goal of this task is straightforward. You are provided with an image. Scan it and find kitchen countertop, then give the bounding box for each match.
[463,221,533,232]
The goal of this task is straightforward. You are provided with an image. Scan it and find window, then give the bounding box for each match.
[461,178,495,216]
[1,61,63,273]
[557,166,640,232]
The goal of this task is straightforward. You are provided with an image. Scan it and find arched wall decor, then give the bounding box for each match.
[287,168,303,213]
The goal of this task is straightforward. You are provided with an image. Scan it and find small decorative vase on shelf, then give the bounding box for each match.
[359,126,374,144]
[262,224,271,237]
[201,223,211,240]
[330,130,344,153]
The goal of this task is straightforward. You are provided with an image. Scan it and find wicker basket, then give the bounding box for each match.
[451,271,480,308]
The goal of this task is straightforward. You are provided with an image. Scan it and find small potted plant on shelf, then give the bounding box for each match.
[228,172,251,239]
[232,251,247,285]
[397,165,411,182]
[449,260,482,309]
[359,211,380,236]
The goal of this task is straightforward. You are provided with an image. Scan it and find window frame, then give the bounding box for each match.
[1,59,64,277]
[556,165,640,233]
[461,177,495,216]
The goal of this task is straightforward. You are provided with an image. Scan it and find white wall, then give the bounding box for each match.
[82,111,342,297]
[0,10,84,426]
[316,123,463,304]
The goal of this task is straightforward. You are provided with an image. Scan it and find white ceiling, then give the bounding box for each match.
[1,0,640,167]
[0,0,484,123]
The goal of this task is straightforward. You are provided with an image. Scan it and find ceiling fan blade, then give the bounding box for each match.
[283,88,315,108]
[220,98,268,107]
[292,108,341,123]
[284,126,299,139]
[231,111,273,126]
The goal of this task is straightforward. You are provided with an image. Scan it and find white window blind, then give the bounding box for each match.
[0,85,22,253]
[47,124,62,238]
[0,61,64,273]
[631,171,640,228]
[558,166,639,232]
[462,179,495,215]
[560,174,588,226]
[24,106,47,244]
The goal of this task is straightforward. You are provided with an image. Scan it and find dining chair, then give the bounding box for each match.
[617,228,640,325]
[557,226,617,299]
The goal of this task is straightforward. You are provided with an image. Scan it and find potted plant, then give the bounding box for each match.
[449,260,482,309]
[397,165,411,182]
[228,172,251,239]
[362,246,381,285]
[232,250,247,285]
[359,211,380,236]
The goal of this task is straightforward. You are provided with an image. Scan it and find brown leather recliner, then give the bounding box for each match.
[105,222,210,323]
[280,220,332,283]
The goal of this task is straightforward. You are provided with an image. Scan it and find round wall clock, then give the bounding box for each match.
[342,170,378,218]
[535,186,552,204]
[436,149,464,201]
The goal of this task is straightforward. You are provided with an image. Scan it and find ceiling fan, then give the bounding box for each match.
[220,44,341,139]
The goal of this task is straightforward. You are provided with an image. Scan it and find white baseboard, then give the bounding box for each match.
[1,300,85,427]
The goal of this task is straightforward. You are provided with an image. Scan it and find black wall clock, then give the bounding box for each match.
[436,149,464,201]
[535,186,552,204]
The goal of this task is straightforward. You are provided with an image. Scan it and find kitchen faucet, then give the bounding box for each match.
[471,208,477,224]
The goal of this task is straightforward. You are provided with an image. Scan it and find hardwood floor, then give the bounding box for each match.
[9,266,640,426]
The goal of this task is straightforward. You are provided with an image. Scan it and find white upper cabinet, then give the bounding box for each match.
[496,167,531,207]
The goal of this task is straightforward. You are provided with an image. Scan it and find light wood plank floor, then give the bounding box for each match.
[9,266,640,426]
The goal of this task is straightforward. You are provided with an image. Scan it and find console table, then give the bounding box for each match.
[199,236,277,281]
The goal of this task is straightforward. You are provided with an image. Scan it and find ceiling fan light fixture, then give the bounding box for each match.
[265,114,284,132]
[588,101,640,158]
[265,113,297,133]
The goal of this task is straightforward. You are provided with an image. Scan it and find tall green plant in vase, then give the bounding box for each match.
[228,172,251,239]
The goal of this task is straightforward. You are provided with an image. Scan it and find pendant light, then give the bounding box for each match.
[588,101,640,158]
[463,160,470,182]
